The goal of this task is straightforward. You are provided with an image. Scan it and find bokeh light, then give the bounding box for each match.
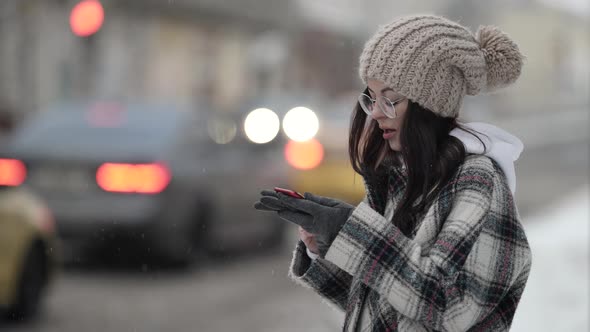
[282,106,319,142]
[244,108,280,144]
[70,0,105,37]
[207,117,237,144]
[284,139,324,170]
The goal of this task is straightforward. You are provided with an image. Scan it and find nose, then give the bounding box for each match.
[370,105,387,121]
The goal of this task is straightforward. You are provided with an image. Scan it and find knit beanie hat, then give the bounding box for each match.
[359,14,524,118]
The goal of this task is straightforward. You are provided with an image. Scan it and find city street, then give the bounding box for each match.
[3,139,588,332]
[1,1,587,331]
[18,246,343,332]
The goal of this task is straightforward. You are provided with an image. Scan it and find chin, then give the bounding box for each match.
[388,140,401,152]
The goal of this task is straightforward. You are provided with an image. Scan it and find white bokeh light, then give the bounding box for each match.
[244,108,280,144]
[207,117,237,144]
[282,107,319,142]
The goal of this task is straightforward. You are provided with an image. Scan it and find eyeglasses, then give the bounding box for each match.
[358,93,405,119]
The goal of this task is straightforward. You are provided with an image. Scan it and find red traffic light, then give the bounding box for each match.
[70,0,104,37]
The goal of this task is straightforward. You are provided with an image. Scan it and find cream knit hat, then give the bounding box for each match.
[359,14,524,118]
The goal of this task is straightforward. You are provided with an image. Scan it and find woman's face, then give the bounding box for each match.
[366,79,409,152]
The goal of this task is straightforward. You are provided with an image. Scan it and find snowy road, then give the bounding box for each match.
[511,186,589,332]
[3,140,588,332]
[14,242,343,332]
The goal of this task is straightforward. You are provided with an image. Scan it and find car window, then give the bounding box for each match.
[11,109,185,152]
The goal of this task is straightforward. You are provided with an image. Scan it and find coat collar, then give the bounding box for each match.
[362,158,408,215]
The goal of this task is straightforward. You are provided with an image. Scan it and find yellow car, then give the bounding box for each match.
[0,186,59,321]
[288,156,366,205]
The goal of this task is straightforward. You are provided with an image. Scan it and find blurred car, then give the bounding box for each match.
[0,186,58,321]
[0,102,289,265]
[288,157,365,205]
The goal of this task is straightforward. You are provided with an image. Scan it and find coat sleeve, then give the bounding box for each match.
[287,194,371,311]
[288,240,352,311]
[324,162,532,331]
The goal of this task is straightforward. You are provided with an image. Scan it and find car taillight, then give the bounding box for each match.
[284,139,324,170]
[0,158,27,186]
[96,162,171,194]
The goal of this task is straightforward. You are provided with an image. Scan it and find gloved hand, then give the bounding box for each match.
[254,190,354,258]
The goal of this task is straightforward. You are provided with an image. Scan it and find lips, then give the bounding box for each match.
[382,128,396,139]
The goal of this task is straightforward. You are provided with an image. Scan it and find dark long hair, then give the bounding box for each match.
[348,89,488,236]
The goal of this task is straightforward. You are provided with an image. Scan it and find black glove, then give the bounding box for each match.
[254,190,354,258]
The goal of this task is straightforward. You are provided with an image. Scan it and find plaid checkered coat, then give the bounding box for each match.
[289,154,532,331]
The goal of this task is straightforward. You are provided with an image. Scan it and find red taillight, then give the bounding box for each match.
[96,162,171,194]
[0,158,27,186]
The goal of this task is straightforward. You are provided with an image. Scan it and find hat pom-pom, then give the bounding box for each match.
[476,25,524,91]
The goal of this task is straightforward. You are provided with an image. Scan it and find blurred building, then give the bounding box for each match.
[0,0,365,119]
[0,0,588,120]
[498,5,590,112]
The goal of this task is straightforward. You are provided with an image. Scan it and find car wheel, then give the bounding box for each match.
[6,244,47,321]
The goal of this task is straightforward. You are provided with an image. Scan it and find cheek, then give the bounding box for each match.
[396,106,408,120]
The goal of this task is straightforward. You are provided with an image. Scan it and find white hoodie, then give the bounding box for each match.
[450,122,524,196]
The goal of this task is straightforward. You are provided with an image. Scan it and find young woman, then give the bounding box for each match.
[255,14,532,331]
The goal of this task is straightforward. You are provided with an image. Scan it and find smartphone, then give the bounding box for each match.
[274,187,304,199]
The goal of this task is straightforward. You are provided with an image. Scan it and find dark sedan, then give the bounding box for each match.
[0,102,289,265]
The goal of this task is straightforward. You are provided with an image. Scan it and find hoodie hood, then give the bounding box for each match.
[450,122,524,195]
